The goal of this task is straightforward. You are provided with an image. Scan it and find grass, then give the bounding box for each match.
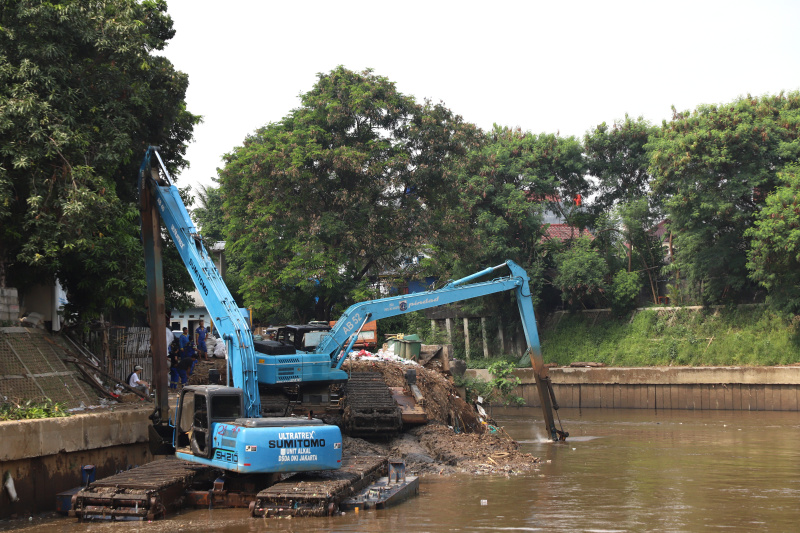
[539,306,800,367]
[0,399,71,420]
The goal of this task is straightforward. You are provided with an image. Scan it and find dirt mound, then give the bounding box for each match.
[409,423,540,475]
[342,359,481,432]
[186,357,228,386]
[342,424,541,476]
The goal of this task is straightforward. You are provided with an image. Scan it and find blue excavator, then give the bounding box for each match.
[140,146,342,473]
[257,259,569,442]
[142,145,567,455]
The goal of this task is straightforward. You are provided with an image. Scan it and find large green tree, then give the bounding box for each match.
[219,67,480,323]
[0,0,199,319]
[431,127,589,310]
[584,115,658,214]
[648,93,800,303]
[746,164,800,312]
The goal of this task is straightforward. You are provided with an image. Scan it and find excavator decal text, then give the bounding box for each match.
[341,313,362,335]
[188,258,209,296]
[383,296,440,313]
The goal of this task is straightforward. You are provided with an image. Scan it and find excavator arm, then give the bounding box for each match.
[139,146,261,418]
[316,261,568,441]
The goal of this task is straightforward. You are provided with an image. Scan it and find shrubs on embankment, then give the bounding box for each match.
[539,306,800,367]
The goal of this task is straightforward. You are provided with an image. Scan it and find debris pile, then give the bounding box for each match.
[340,356,541,476]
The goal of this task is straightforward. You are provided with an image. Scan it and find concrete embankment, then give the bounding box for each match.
[0,405,153,519]
[467,366,800,411]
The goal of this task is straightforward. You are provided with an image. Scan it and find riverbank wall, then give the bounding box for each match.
[0,407,152,519]
[466,366,800,411]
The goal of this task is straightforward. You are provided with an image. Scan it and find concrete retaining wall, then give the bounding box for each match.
[0,287,19,323]
[467,366,800,411]
[0,407,153,518]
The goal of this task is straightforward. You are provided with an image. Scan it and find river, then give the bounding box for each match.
[6,408,799,532]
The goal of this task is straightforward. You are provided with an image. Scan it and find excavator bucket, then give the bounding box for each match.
[148,423,175,456]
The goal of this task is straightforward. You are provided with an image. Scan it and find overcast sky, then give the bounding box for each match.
[161,0,800,195]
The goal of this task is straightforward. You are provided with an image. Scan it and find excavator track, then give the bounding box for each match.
[70,459,220,521]
[343,372,402,437]
[250,455,386,517]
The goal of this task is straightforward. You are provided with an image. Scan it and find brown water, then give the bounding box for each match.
[7,408,800,532]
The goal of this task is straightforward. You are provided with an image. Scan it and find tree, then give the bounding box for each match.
[584,115,658,214]
[0,0,199,320]
[191,182,226,242]
[648,93,800,303]
[746,165,800,312]
[552,236,608,309]
[219,67,480,323]
[428,126,589,325]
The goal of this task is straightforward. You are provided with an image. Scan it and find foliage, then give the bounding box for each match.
[552,237,608,309]
[0,0,199,321]
[191,182,226,243]
[648,93,800,304]
[219,66,480,323]
[584,115,658,214]
[610,270,642,315]
[617,198,665,303]
[454,360,525,406]
[464,354,521,369]
[0,398,70,420]
[426,126,589,328]
[541,306,800,366]
[746,165,800,313]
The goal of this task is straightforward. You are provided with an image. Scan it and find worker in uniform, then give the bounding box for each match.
[195,319,208,360]
[179,327,194,359]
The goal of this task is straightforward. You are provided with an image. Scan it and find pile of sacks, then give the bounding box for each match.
[206,333,227,359]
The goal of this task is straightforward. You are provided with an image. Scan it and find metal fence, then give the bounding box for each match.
[78,326,154,386]
[0,328,95,407]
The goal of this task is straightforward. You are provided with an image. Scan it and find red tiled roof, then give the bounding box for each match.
[651,219,669,240]
[541,224,593,242]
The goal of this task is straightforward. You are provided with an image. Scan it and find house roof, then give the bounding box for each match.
[541,224,593,242]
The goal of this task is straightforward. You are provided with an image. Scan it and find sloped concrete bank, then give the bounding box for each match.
[0,406,153,519]
[467,366,800,411]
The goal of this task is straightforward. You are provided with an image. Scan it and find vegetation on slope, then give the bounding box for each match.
[540,306,800,367]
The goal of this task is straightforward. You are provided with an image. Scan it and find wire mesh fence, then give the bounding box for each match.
[0,328,95,407]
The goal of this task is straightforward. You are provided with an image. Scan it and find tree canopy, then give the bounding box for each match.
[0,0,199,320]
[649,93,800,303]
[218,67,480,323]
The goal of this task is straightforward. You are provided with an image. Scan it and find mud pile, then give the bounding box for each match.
[342,358,481,432]
[344,423,541,476]
[341,359,541,476]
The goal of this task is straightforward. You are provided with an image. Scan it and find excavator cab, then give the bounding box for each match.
[175,386,244,459]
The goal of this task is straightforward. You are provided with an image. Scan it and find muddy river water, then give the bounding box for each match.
[8,408,800,532]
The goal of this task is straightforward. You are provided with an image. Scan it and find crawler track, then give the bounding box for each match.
[343,372,402,437]
[70,459,220,520]
[249,455,387,517]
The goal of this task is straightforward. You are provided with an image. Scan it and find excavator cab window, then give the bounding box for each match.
[176,390,195,448]
[190,393,211,458]
[211,394,242,421]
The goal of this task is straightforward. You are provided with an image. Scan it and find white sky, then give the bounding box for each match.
[162,0,800,195]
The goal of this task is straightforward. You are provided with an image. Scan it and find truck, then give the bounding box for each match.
[139,146,343,473]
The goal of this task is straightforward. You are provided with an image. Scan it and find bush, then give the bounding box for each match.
[0,399,70,420]
[610,270,642,315]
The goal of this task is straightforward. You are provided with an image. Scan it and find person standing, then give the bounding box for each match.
[195,319,208,360]
[168,339,181,389]
[179,327,192,359]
